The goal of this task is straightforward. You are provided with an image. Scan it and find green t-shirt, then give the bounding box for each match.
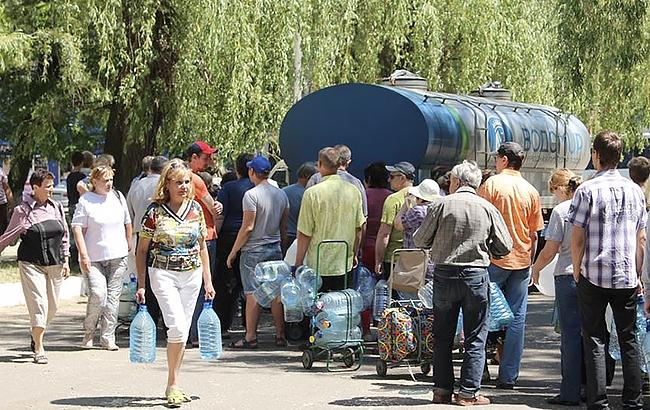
[380,187,409,263]
[297,175,365,276]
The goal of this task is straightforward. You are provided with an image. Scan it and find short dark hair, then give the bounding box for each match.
[30,168,54,189]
[364,162,389,189]
[593,130,622,168]
[71,151,84,167]
[236,153,253,177]
[297,162,318,180]
[150,156,168,174]
[628,156,650,185]
[81,151,94,168]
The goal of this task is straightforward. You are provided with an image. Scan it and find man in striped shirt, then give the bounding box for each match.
[568,130,647,410]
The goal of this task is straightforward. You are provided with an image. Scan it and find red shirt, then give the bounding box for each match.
[192,173,216,240]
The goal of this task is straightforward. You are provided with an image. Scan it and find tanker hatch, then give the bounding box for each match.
[469,81,513,101]
[380,69,428,91]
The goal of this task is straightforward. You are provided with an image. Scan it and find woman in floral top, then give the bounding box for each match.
[135,158,215,407]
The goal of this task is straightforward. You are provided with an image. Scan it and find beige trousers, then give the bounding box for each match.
[19,261,64,328]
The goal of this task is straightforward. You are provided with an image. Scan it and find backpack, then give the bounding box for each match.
[378,307,417,362]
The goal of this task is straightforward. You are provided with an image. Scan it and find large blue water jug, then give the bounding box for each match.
[253,281,281,308]
[372,280,389,320]
[281,279,304,323]
[353,265,376,310]
[314,326,362,346]
[198,301,222,360]
[635,295,649,372]
[129,305,156,363]
[609,319,621,361]
[317,289,363,314]
[312,310,361,331]
[487,282,514,332]
[254,261,291,283]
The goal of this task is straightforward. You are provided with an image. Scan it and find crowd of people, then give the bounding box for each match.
[4,132,650,408]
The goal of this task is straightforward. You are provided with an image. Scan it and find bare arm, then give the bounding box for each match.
[134,236,151,304]
[73,226,90,273]
[199,237,215,299]
[529,231,538,266]
[226,210,255,268]
[280,207,289,253]
[295,230,311,267]
[2,180,12,205]
[374,223,392,274]
[353,224,364,267]
[531,240,560,285]
[125,223,133,252]
[201,193,223,217]
[571,225,586,282]
[637,227,646,279]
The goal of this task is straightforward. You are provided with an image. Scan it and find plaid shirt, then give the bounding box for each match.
[414,186,512,267]
[567,169,647,289]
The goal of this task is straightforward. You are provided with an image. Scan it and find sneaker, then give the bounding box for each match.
[456,395,491,406]
[101,342,119,351]
[81,334,94,349]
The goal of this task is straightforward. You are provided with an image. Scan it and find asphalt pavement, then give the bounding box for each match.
[0,293,632,409]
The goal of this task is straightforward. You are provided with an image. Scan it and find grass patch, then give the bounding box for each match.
[0,260,19,283]
[0,260,82,283]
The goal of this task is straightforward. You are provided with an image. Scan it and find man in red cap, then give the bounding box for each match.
[186,140,223,346]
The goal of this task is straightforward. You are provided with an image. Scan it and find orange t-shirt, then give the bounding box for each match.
[192,172,216,240]
[479,169,544,270]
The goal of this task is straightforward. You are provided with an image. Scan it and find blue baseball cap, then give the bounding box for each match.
[246,155,272,173]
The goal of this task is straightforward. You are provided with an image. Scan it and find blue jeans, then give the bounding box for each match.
[555,275,583,402]
[239,242,283,294]
[433,265,489,398]
[189,238,217,343]
[488,264,530,385]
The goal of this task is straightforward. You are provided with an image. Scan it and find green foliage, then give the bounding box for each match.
[0,0,649,182]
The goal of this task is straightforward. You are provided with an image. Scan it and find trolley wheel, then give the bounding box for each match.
[376,359,388,377]
[302,350,314,370]
[342,347,355,368]
[421,362,431,375]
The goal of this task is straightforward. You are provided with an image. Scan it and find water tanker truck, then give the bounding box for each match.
[279,72,591,210]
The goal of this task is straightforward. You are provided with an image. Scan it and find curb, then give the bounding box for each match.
[0,276,85,307]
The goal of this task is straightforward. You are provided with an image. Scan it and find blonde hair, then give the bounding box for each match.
[549,168,582,197]
[152,158,195,203]
[93,154,115,168]
[88,165,115,192]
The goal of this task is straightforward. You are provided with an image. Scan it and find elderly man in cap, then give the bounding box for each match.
[186,141,223,346]
[375,161,416,278]
[479,141,544,390]
[226,155,289,349]
[415,160,512,406]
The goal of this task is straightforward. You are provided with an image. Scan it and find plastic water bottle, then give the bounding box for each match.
[253,281,281,308]
[317,290,364,314]
[354,265,376,310]
[372,280,389,320]
[128,274,138,318]
[487,282,514,332]
[300,287,318,316]
[281,279,304,323]
[198,301,222,360]
[312,310,361,331]
[609,320,622,361]
[129,305,156,363]
[643,321,650,374]
[418,281,434,309]
[254,260,291,283]
[314,326,362,346]
[635,296,648,372]
[296,265,322,293]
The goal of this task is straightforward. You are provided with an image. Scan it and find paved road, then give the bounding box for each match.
[0,294,629,409]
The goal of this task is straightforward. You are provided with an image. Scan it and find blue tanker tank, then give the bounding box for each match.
[279,82,591,200]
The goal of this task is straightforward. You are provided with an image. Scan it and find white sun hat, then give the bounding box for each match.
[408,179,440,202]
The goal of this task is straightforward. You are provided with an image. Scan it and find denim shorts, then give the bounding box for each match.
[239,242,283,294]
